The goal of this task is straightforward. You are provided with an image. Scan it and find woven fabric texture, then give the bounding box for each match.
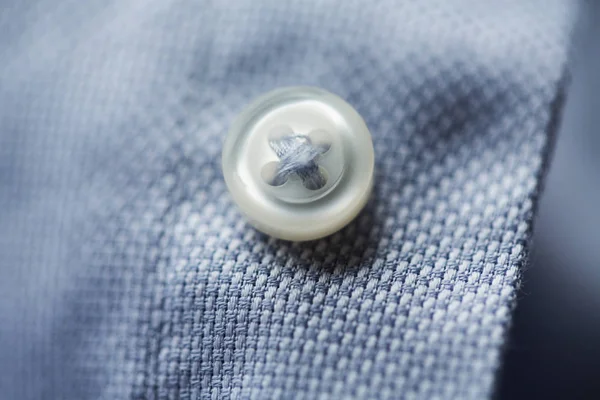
[0,1,579,399]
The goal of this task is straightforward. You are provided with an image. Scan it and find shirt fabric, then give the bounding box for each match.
[0,1,580,399]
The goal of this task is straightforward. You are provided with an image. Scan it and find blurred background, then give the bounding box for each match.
[499,3,600,399]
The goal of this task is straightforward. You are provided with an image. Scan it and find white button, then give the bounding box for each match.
[222,87,374,241]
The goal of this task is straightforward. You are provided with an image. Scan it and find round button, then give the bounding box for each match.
[222,87,374,241]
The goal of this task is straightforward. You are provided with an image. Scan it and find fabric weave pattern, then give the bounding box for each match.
[0,1,579,399]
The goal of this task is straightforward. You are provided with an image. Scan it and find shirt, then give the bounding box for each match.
[0,1,581,398]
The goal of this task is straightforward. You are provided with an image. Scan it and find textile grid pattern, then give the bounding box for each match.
[0,0,579,399]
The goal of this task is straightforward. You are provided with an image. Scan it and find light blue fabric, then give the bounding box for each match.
[0,1,580,399]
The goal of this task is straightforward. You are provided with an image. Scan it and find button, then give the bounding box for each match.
[222,87,374,241]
